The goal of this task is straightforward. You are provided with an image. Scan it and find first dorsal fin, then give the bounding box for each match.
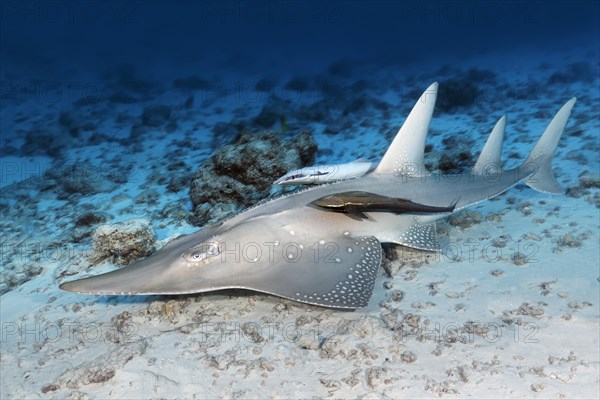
[374,82,438,176]
[472,116,506,175]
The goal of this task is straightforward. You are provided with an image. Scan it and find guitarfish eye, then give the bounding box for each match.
[184,241,221,263]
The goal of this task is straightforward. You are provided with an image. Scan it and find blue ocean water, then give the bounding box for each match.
[1,1,598,74]
[1,1,599,398]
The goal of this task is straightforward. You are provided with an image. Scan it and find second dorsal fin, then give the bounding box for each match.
[472,116,506,175]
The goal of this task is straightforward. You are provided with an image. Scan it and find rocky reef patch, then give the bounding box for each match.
[188,131,317,226]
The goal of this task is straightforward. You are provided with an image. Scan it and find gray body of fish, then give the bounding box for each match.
[60,83,576,309]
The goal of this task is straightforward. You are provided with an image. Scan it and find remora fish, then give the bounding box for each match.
[274,160,376,185]
[311,191,457,220]
[60,82,576,310]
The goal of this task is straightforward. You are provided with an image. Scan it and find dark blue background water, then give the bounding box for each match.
[1,0,599,164]
[1,1,599,76]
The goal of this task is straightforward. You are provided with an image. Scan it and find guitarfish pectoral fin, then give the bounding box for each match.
[249,234,383,309]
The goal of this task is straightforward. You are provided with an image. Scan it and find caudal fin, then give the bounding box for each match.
[523,98,576,194]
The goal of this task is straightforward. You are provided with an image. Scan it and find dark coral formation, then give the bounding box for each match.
[71,211,110,243]
[548,62,595,84]
[435,150,474,174]
[448,211,483,230]
[58,110,96,138]
[21,108,99,157]
[22,126,69,157]
[102,64,164,104]
[44,163,118,199]
[188,131,317,226]
[91,219,157,266]
[437,79,479,113]
[141,105,173,127]
[252,97,295,129]
[172,75,211,90]
[434,68,497,113]
[75,212,108,227]
[566,174,600,208]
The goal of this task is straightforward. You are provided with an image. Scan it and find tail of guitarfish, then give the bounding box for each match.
[522,97,576,194]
